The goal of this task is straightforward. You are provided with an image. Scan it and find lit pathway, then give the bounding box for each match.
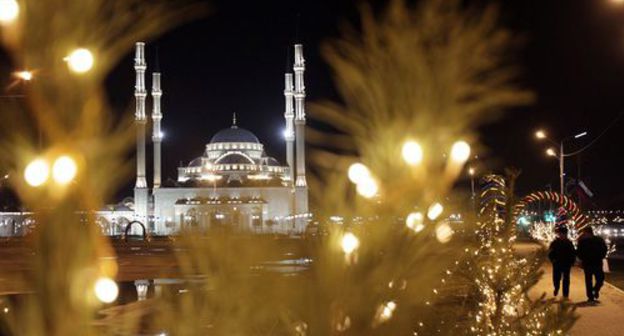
[519,242,624,336]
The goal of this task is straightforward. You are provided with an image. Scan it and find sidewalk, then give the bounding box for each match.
[531,263,624,335]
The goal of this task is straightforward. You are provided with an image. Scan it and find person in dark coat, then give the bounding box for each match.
[548,226,576,298]
[577,226,608,302]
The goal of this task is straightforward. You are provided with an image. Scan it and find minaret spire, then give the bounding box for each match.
[232,112,237,128]
[293,44,308,219]
[284,73,295,184]
[134,42,149,223]
[151,72,163,189]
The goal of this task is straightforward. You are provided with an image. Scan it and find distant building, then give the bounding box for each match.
[0,42,310,236]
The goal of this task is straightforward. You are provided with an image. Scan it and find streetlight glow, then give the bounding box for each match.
[65,48,94,73]
[52,155,77,185]
[468,167,475,176]
[341,232,360,255]
[535,130,546,139]
[574,131,587,139]
[450,141,471,163]
[401,140,423,165]
[546,148,557,157]
[24,159,49,187]
[0,0,19,24]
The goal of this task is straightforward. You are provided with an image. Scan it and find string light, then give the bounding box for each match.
[52,155,77,185]
[341,232,359,255]
[347,163,370,184]
[401,140,423,165]
[14,70,33,81]
[0,0,19,23]
[94,277,118,303]
[405,212,425,232]
[24,158,49,187]
[65,48,94,73]
[450,140,471,163]
[435,222,454,243]
[427,203,443,220]
[356,177,378,198]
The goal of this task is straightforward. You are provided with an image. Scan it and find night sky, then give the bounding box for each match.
[5,0,624,208]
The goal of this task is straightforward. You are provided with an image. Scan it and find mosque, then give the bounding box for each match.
[0,42,310,236]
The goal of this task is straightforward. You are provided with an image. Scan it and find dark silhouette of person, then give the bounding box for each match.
[577,226,608,302]
[548,226,576,298]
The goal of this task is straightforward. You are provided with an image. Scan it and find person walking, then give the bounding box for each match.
[548,226,576,299]
[577,226,608,303]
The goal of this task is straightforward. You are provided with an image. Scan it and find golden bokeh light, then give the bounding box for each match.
[52,155,77,185]
[450,140,471,163]
[0,0,19,24]
[65,48,94,73]
[427,202,444,220]
[435,222,454,243]
[341,232,360,255]
[347,162,370,185]
[94,277,119,304]
[356,177,378,198]
[405,212,425,232]
[24,158,50,187]
[15,70,33,81]
[401,140,423,165]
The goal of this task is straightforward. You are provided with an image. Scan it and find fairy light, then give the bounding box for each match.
[405,212,425,232]
[65,48,94,73]
[347,163,370,184]
[435,222,454,243]
[427,202,443,220]
[356,177,378,198]
[15,70,33,81]
[94,277,118,303]
[0,0,19,23]
[401,140,423,165]
[376,301,397,323]
[341,232,359,255]
[450,140,471,163]
[52,155,77,185]
[24,158,49,187]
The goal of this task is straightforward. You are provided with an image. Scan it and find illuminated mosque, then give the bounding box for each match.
[131,42,310,235]
[0,42,310,236]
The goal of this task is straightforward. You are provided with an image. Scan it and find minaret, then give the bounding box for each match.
[134,42,149,222]
[151,72,163,188]
[293,44,308,216]
[284,73,295,183]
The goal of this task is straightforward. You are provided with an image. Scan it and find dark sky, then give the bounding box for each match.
[4,0,624,208]
[105,0,624,207]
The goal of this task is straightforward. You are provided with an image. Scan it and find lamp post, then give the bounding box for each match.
[535,130,587,196]
[468,167,476,212]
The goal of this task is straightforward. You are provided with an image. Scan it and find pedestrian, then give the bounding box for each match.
[577,226,608,303]
[548,226,575,299]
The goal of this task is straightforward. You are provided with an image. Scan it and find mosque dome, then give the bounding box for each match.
[210,126,260,144]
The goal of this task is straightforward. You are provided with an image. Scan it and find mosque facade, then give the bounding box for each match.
[0,42,310,236]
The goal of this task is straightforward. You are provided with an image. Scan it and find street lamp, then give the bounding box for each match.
[534,129,587,196]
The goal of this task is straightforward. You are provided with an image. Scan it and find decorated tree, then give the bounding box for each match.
[453,173,576,335]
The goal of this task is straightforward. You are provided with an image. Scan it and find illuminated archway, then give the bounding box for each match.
[513,191,588,229]
[123,220,148,241]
